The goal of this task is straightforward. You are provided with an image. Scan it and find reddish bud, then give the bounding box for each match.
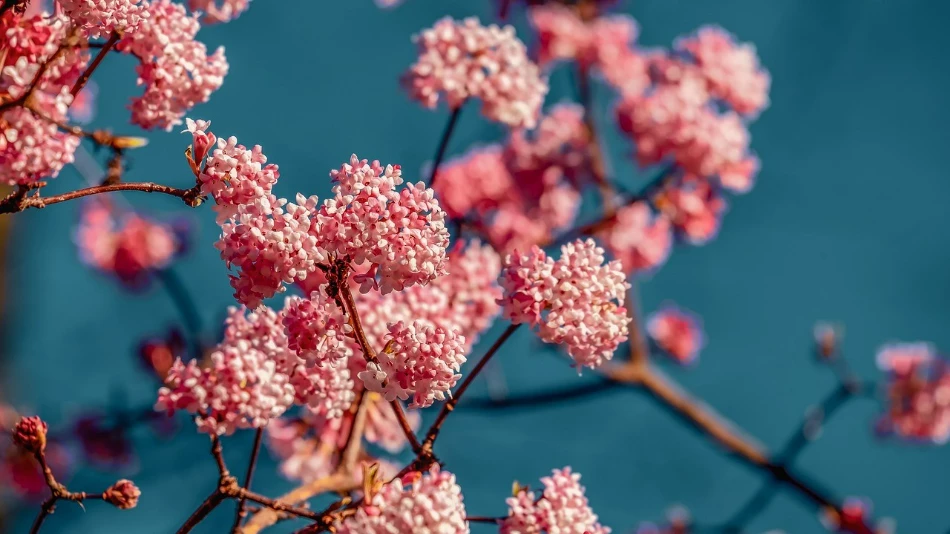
[103,479,141,510]
[12,416,48,454]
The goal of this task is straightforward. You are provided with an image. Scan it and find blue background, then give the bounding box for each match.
[3,0,950,532]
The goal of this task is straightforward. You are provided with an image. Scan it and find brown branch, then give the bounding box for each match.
[26,444,108,534]
[426,103,464,188]
[389,399,422,454]
[176,490,227,534]
[0,181,204,214]
[239,474,356,534]
[230,428,265,533]
[422,323,521,450]
[71,31,120,98]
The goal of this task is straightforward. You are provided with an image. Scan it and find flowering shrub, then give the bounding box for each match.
[0,2,924,534]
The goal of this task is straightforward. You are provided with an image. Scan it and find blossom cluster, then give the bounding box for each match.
[404,17,548,128]
[500,239,629,369]
[336,466,469,534]
[875,343,950,444]
[434,104,586,253]
[501,467,609,534]
[75,199,184,288]
[647,304,705,365]
[0,10,86,186]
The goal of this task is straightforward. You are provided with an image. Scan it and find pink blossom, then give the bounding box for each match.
[336,466,469,534]
[718,154,759,194]
[676,26,770,117]
[529,4,638,69]
[598,47,651,98]
[75,200,179,288]
[655,176,727,245]
[156,307,299,436]
[500,239,629,369]
[505,103,589,188]
[598,201,672,275]
[359,321,466,408]
[281,293,353,368]
[875,342,950,444]
[187,0,250,24]
[820,497,881,534]
[188,122,280,222]
[647,304,705,365]
[404,17,548,129]
[315,155,449,295]
[117,0,227,131]
[0,12,87,185]
[216,194,324,309]
[501,467,609,534]
[57,0,148,38]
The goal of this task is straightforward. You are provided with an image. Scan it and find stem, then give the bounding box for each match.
[466,515,503,524]
[230,429,264,533]
[423,323,520,448]
[576,60,615,216]
[29,497,56,534]
[239,474,355,534]
[155,268,205,358]
[625,287,650,367]
[426,104,464,188]
[465,377,620,411]
[338,284,376,360]
[71,31,120,98]
[176,490,227,534]
[0,182,203,214]
[211,435,229,477]
[390,400,422,454]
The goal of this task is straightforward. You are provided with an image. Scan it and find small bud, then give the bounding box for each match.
[103,479,141,510]
[813,322,841,360]
[12,416,48,454]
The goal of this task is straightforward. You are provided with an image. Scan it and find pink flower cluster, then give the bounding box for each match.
[875,343,950,444]
[360,321,466,408]
[529,4,650,97]
[404,17,548,129]
[597,201,671,275]
[156,305,357,436]
[500,239,629,369]
[434,105,585,252]
[57,0,148,38]
[0,11,87,186]
[647,304,705,365]
[319,155,450,295]
[187,119,280,222]
[187,0,250,24]
[502,467,609,534]
[75,199,180,288]
[336,466,469,534]
[266,395,416,484]
[117,0,227,130]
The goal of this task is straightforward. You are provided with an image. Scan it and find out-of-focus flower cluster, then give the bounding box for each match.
[875,343,950,444]
[187,0,250,24]
[434,104,585,253]
[502,467,609,534]
[820,497,893,534]
[75,199,186,288]
[647,304,705,365]
[500,239,629,370]
[404,16,548,129]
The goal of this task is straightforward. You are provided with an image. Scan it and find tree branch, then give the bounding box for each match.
[0,181,204,214]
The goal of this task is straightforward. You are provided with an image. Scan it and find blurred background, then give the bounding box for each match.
[2,0,950,532]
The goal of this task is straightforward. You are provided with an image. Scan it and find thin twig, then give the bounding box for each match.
[389,399,422,454]
[0,181,203,214]
[230,429,265,533]
[426,104,464,188]
[71,31,120,98]
[422,324,521,449]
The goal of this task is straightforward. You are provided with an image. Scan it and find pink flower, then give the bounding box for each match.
[315,155,450,295]
[676,26,770,117]
[647,304,705,365]
[117,0,227,131]
[404,17,548,129]
[190,124,279,222]
[216,194,324,309]
[655,176,727,245]
[359,321,466,409]
[500,239,629,370]
[598,202,672,275]
[57,0,148,38]
[529,4,638,69]
[336,466,469,534]
[75,200,180,288]
[501,467,609,534]
[282,293,353,368]
[187,0,250,24]
[718,154,759,194]
[156,307,299,436]
[876,342,950,444]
